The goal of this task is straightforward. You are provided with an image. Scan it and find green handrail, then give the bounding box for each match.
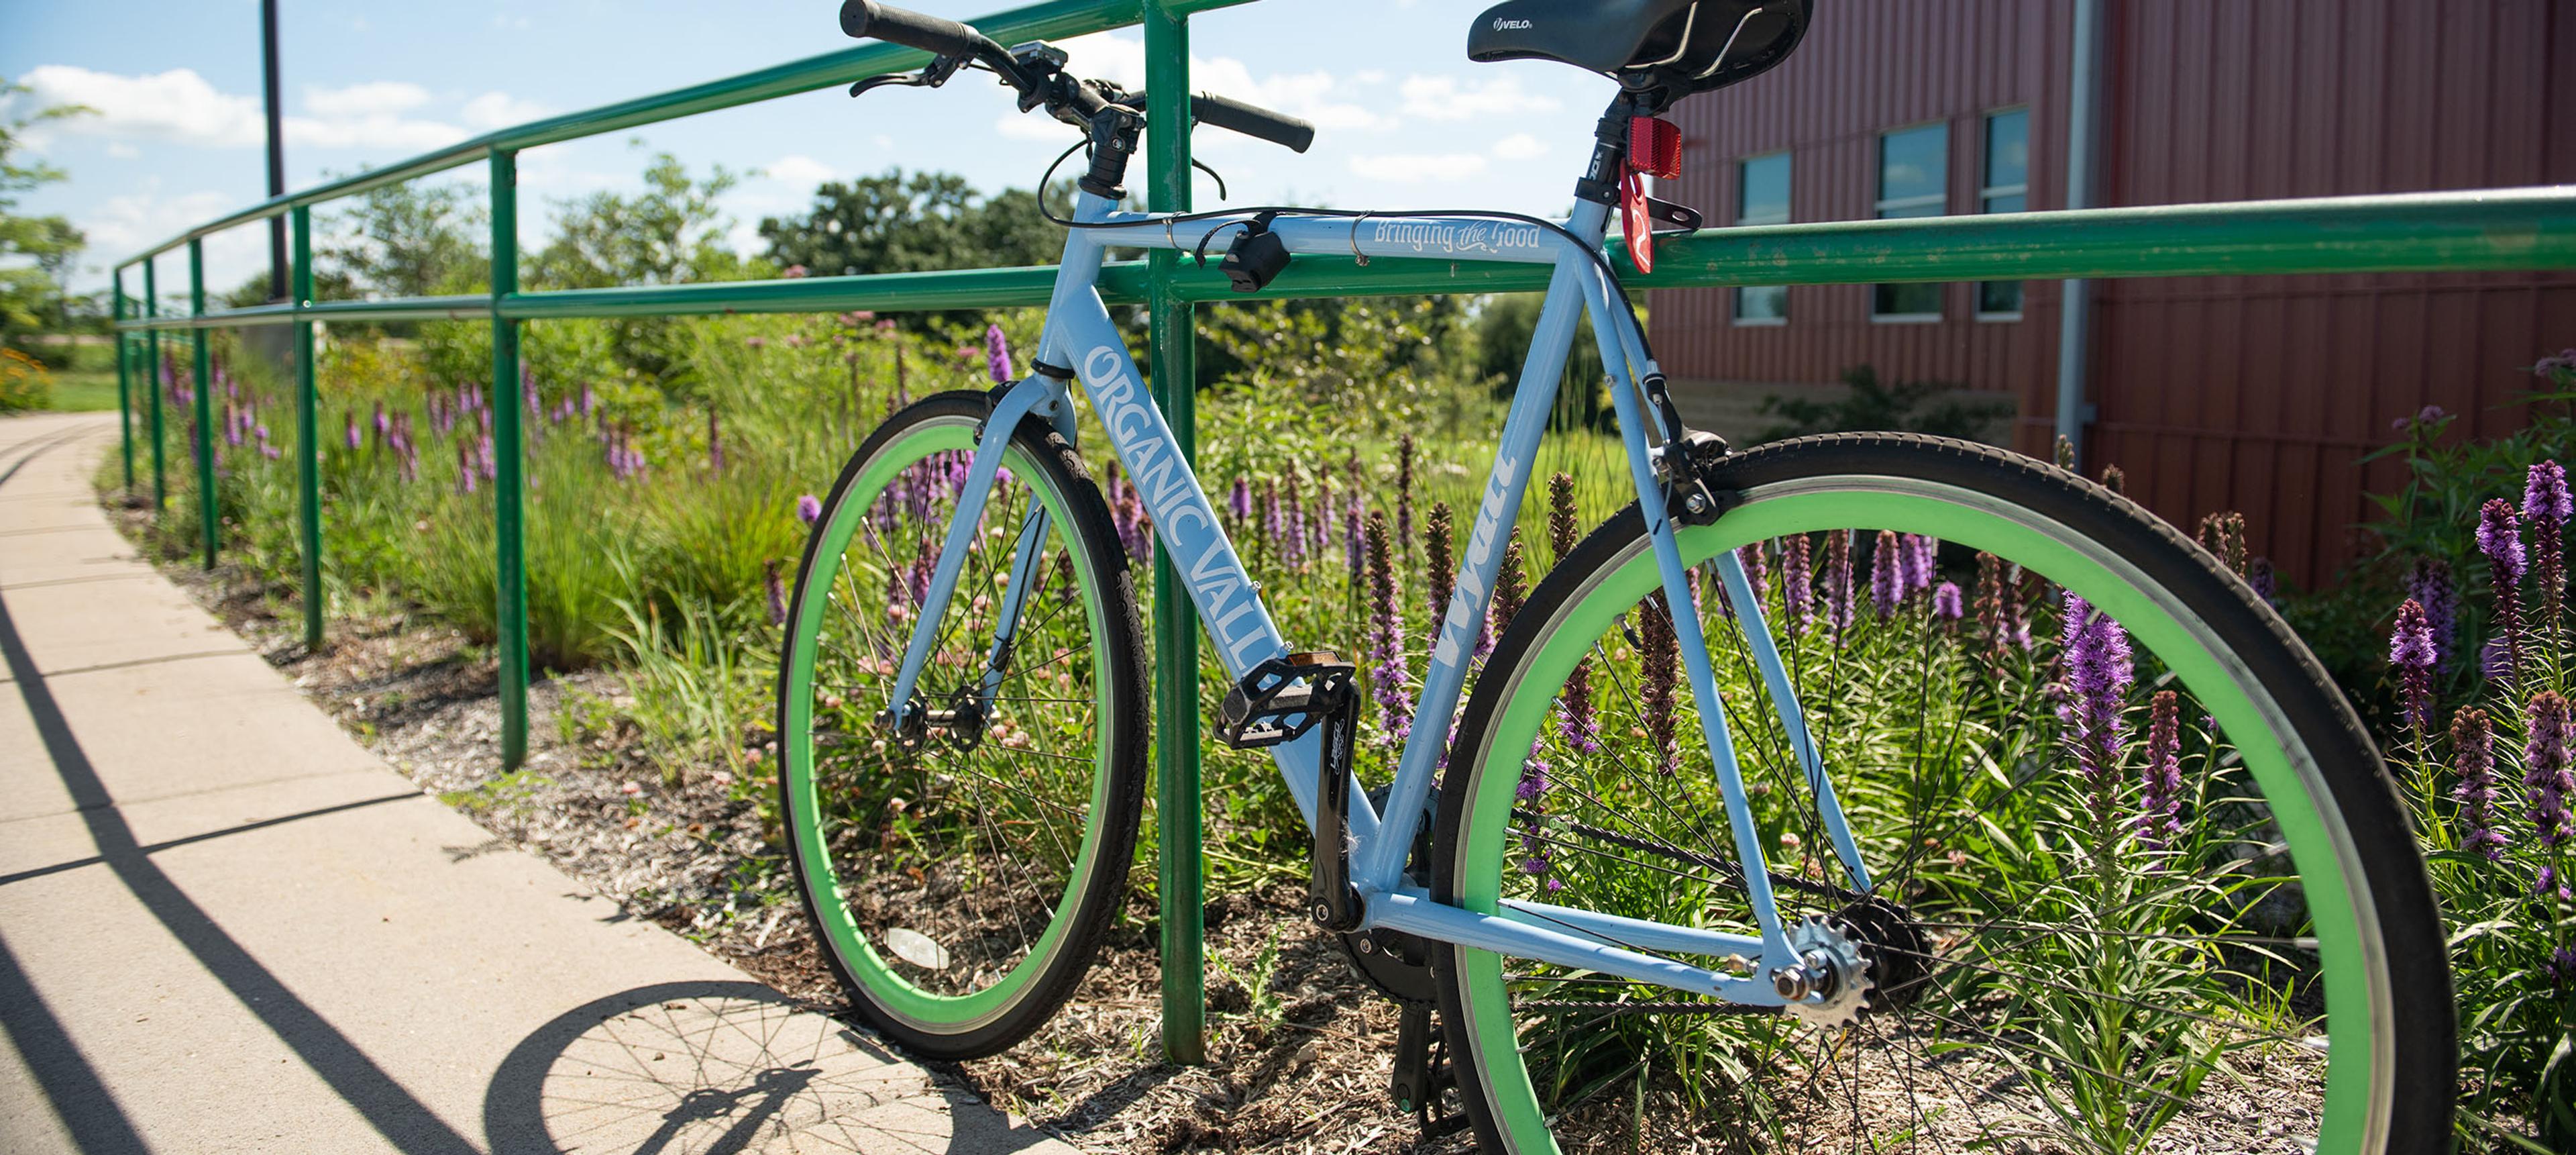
[96,0,2576,1072]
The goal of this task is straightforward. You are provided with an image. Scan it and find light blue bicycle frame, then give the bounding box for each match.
[881,187,1875,1009]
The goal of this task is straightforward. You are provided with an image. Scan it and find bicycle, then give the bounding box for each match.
[778,2,2453,1150]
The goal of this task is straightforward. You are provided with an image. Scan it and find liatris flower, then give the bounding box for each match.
[984,323,1014,384]
[477,433,497,481]
[2404,557,2457,665]
[1903,534,1937,598]
[372,401,388,447]
[344,410,360,451]
[1364,512,1412,750]
[2479,497,2526,684]
[2247,556,2279,605]
[706,409,726,473]
[1780,534,1813,636]
[1228,476,1252,525]
[1397,434,1417,563]
[2137,689,2184,851]
[1975,553,2010,654]
[1737,542,1770,607]
[2527,690,2574,848]
[455,440,478,496]
[2060,594,2135,832]
[522,363,539,415]
[2098,464,2126,496]
[1493,529,1529,639]
[1640,591,1680,775]
[1282,474,1307,571]
[1869,530,1902,619]
[1932,581,1964,621]
[1545,474,1600,754]
[1426,501,1457,634]
[2054,436,2076,469]
[2527,460,2569,640]
[2451,707,2508,861]
[2391,599,2437,734]
[765,560,788,626]
[2196,511,2248,574]
[796,494,823,525]
[1824,530,1855,636]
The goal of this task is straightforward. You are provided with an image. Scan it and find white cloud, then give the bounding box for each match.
[762,154,839,187]
[460,91,556,132]
[105,142,139,159]
[303,81,431,117]
[1347,152,1489,183]
[70,185,268,291]
[1044,32,1391,136]
[17,65,268,147]
[1397,73,1560,121]
[13,64,466,152]
[1493,132,1547,160]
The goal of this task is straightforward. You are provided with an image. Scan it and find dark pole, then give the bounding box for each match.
[262,0,287,301]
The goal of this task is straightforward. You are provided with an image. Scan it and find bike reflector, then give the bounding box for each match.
[1628,116,1682,179]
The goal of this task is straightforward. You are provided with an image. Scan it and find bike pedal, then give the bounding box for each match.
[1216,651,1354,750]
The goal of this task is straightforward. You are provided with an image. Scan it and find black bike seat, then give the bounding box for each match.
[1466,0,1811,94]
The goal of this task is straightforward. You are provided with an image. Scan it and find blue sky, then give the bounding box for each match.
[4,1,1622,296]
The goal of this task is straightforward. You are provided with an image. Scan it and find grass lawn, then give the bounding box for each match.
[45,369,123,412]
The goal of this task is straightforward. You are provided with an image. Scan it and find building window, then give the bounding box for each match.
[1733,152,1790,325]
[1979,108,2030,318]
[1873,122,1947,320]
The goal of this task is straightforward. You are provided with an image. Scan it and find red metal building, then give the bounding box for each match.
[1650,0,2576,585]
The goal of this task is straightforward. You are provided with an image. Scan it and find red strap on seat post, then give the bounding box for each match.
[1621,116,1683,272]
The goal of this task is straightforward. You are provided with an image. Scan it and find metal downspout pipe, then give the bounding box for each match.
[2054,0,2104,463]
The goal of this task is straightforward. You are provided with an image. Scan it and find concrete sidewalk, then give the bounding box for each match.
[0,413,1075,1154]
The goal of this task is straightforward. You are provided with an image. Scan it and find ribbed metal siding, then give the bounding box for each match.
[1654,0,2574,586]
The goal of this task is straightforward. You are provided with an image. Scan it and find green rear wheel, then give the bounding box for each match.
[1432,434,2449,1154]
[778,392,1147,1059]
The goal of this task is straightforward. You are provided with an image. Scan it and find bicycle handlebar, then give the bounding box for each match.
[839,0,995,61]
[1175,91,1316,154]
[841,0,1315,153]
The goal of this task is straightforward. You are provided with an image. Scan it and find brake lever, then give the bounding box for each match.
[848,52,965,97]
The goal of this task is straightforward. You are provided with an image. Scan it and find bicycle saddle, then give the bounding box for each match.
[1467,0,1811,93]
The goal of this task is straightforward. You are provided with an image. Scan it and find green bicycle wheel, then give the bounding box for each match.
[779,392,1148,1059]
[1432,434,2449,1153]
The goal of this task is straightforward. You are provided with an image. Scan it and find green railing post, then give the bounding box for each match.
[113,267,132,493]
[189,238,216,569]
[145,259,162,511]
[1144,0,1204,1066]
[490,148,530,770]
[292,207,323,650]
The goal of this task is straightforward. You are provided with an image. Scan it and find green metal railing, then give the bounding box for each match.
[109,0,2576,1066]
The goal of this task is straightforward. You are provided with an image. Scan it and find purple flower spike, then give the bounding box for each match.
[2060,593,2135,835]
[2479,498,2526,683]
[2528,460,2568,640]
[796,494,823,525]
[2390,599,2436,734]
[1869,530,1902,619]
[2403,558,2456,665]
[1229,476,1252,523]
[1932,581,1964,621]
[2527,691,2574,848]
[984,323,1015,385]
[1780,536,1813,637]
[1903,534,1936,596]
[2452,707,2508,861]
[1824,531,1854,636]
[2136,690,2184,852]
[344,411,360,451]
[1363,512,1412,750]
[1737,543,1770,608]
[765,560,788,626]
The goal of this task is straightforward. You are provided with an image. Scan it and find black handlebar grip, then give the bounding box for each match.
[840,0,991,60]
[1189,91,1316,154]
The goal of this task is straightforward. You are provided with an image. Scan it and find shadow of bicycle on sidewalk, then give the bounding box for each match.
[481,980,1063,1155]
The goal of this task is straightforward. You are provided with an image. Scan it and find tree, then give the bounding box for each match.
[531,151,747,290]
[756,168,1069,330]
[0,77,89,353]
[321,177,486,299]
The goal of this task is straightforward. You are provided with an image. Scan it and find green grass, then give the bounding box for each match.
[44,370,123,412]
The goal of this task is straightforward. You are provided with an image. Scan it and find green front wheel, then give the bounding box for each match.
[1432,434,2450,1153]
[778,393,1148,1059]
